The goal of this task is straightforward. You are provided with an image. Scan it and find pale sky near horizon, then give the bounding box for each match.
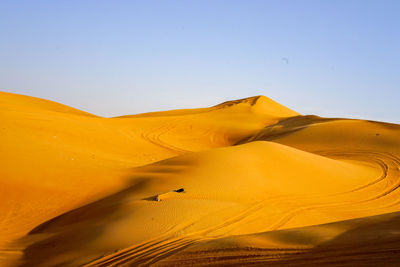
[1,0,399,123]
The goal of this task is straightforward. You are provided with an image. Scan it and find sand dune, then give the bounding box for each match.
[1,92,400,266]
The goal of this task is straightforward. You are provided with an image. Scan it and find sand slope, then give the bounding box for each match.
[1,92,399,266]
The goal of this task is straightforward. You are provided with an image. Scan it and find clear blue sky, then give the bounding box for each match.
[1,0,399,122]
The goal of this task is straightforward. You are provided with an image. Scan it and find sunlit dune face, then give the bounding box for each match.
[1,92,400,266]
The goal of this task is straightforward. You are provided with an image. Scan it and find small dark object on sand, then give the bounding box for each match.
[173,188,185,193]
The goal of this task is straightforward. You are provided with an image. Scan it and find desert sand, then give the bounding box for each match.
[1,91,400,266]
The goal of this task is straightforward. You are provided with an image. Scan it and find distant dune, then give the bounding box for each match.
[1,91,400,266]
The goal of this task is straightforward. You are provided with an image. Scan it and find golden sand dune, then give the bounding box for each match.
[1,92,399,266]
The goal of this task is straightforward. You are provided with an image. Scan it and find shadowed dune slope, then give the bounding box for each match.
[18,142,380,266]
[0,93,296,265]
[1,92,400,266]
[156,211,400,266]
[240,115,400,155]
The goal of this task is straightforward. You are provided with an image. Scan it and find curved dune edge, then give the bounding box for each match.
[154,211,400,266]
[0,92,399,266]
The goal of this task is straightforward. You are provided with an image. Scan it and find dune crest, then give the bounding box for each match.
[1,92,400,266]
[213,95,299,117]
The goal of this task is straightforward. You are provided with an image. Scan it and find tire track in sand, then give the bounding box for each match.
[83,200,270,266]
[269,151,400,231]
[140,118,190,153]
[85,150,400,266]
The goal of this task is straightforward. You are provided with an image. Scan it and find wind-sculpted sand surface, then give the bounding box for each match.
[1,91,400,266]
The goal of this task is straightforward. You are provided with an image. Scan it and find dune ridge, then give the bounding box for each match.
[1,92,400,266]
